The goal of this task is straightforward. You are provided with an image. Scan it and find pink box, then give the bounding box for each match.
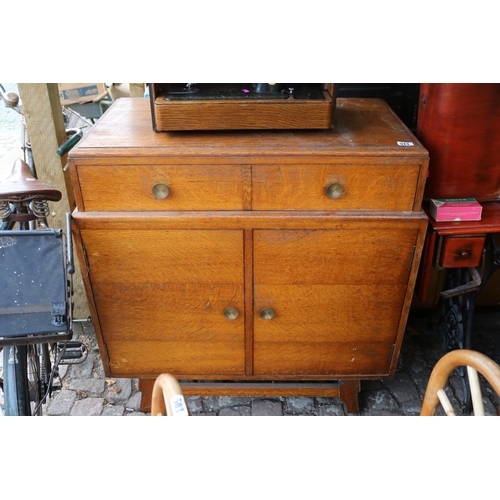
[430,198,482,222]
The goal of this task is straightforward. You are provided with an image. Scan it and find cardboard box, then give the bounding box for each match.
[58,83,107,105]
[430,198,482,222]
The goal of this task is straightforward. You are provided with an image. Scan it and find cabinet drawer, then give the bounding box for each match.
[438,235,486,268]
[252,163,422,211]
[76,164,245,211]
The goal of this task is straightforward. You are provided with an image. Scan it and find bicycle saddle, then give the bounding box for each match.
[0,159,62,202]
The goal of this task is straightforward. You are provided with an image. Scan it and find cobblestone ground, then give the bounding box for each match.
[2,311,499,416]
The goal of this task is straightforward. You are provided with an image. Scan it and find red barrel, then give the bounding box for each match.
[417,83,500,201]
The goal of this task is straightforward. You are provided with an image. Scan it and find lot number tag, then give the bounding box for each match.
[170,395,189,416]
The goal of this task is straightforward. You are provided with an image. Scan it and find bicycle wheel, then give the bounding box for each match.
[2,345,42,416]
[27,345,43,415]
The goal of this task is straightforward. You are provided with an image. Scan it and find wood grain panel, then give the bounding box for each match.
[253,284,406,343]
[72,209,430,232]
[153,95,334,131]
[253,228,418,285]
[77,164,245,211]
[94,282,244,341]
[80,229,243,283]
[252,163,422,211]
[70,98,428,159]
[107,340,245,376]
[254,341,393,376]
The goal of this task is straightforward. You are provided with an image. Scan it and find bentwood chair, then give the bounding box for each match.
[420,349,500,416]
[151,373,190,416]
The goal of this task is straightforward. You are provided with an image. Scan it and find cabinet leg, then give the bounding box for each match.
[339,380,360,414]
[139,379,154,413]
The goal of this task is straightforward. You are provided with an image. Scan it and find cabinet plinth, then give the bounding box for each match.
[69,98,429,413]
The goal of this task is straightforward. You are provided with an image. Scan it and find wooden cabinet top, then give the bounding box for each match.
[70,97,428,160]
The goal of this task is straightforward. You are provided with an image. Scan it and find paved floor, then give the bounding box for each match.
[2,308,499,416]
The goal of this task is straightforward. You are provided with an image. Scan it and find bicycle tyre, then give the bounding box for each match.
[2,345,42,416]
[27,345,43,415]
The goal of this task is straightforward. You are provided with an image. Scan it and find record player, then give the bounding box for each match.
[149,83,336,131]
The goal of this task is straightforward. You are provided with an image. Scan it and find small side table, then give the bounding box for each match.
[418,202,500,409]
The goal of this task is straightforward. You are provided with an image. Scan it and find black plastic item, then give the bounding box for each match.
[164,83,289,101]
[0,229,68,338]
[252,83,285,94]
[163,83,327,101]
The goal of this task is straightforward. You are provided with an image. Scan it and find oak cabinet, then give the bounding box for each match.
[69,97,429,412]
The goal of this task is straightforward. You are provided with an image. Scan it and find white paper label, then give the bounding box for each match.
[397,141,414,147]
[170,395,189,416]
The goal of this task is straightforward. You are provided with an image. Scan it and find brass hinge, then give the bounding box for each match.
[389,344,396,365]
[82,246,90,274]
[408,246,416,271]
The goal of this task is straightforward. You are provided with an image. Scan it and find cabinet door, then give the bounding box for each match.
[253,227,420,377]
[80,229,245,376]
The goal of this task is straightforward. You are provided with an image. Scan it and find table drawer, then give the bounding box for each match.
[76,163,245,211]
[252,163,422,211]
[438,235,486,268]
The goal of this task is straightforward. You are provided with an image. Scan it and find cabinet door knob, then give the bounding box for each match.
[153,183,170,199]
[326,183,344,199]
[224,307,239,320]
[260,308,275,320]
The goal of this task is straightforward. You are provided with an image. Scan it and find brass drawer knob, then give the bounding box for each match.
[326,183,344,199]
[153,184,170,199]
[223,307,239,320]
[260,308,275,320]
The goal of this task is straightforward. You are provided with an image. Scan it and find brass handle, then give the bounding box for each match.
[260,308,275,320]
[224,307,239,320]
[153,184,170,199]
[326,183,344,199]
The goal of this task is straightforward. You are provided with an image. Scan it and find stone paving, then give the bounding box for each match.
[2,311,499,416]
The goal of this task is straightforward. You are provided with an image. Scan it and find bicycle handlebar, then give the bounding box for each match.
[57,129,84,157]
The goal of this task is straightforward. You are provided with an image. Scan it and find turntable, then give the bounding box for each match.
[149,83,336,131]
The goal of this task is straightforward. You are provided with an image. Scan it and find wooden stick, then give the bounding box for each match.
[437,389,456,416]
[467,366,485,416]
